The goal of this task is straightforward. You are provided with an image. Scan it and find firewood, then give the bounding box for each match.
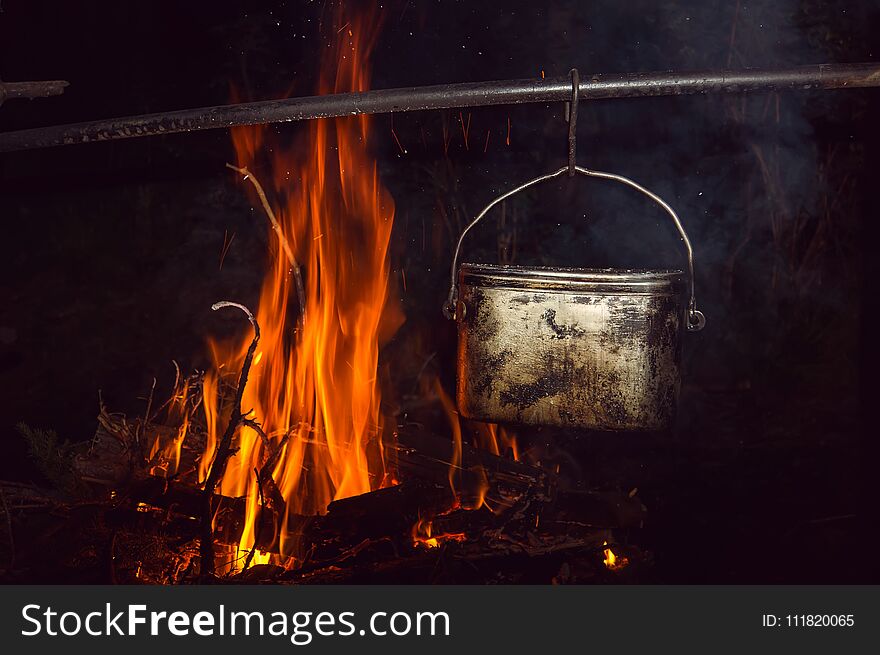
[15,389,643,581]
[199,301,261,579]
[393,424,556,505]
[72,416,134,487]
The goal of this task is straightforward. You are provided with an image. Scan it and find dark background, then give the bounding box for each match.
[1,0,879,583]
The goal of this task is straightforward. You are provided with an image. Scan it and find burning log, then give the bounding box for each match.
[4,187,640,581]
[47,386,647,581]
[67,408,643,547]
[2,412,646,584]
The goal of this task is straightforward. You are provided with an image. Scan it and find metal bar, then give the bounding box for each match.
[0,80,68,106]
[1,63,879,153]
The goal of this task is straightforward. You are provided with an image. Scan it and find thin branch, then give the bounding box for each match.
[242,426,292,571]
[226,163,306,326]
[172,359,181,391]
[242,467,265,572]
[260,429,292,486]
[242,418,271,451]
[255,426,292,512]
[199,301,261,580]
[138,376,156,447]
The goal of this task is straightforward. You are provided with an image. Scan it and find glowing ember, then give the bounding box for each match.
[603,541,628,571]
[412,515,466,549]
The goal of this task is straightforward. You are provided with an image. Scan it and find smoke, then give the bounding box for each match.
[375,0,867,395]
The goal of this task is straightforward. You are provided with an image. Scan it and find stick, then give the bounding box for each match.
[225,163,307,326]
[242,425,292,570]
[241,417,271,451]
[256,427,291,508]
[199,301,261,580]
[139,376,157,447]
[0,80,68,106]
[241,467,264,572]
[242,419,293,571]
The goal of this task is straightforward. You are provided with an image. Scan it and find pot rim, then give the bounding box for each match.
[459,263,686,293]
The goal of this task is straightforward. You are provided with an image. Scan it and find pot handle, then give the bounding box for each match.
[442,166,706,331]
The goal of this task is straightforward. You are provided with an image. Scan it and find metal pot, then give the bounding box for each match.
[442,166,705,431]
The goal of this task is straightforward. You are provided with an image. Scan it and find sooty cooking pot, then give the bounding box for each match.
[442,166,705,431]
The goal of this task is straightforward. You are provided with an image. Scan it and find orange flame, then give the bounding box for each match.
[603,541,628,571]
[475,422,519,461]
[431,377,515,512]
[201,5,404,564]
[148,376,191,478]
[412,515,466,549]
[432,378,464,498]
[198,369,220,484]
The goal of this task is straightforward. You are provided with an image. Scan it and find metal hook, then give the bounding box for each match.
[567,68,579,176]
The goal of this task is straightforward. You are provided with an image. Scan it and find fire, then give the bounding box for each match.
[404,378,521,549]
[431,377,517,511]
[197,368,219,484]
[603,541,628,571]
[199,5,403,564]
[475,422,519,461]
[412,515,465,549]
[433,378,464,499]
[147,374,192,478]
[146,4,520,568]
[432,378,490,510]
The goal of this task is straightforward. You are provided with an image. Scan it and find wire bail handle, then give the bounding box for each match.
[567,68,579,176]
[442,66,704,331]
[441,166,706,332]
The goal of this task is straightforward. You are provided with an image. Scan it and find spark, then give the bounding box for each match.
[459,111,471,150]
[219,229,236,270]
[391,127,407,154]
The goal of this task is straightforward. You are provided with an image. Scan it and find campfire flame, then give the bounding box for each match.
[148,374,193,478]
[432,378,465,502]
[432,377,518,507]
[200,5,403,564]
[476,422,519,461]
[409,377,520,546]
[603,541,628,571]
[145,5,524,568]
[412,515,466,549]
[433,378,491,511]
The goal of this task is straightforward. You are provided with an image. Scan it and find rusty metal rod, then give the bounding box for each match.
[0,80,69,106]
[1,63,879,153]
